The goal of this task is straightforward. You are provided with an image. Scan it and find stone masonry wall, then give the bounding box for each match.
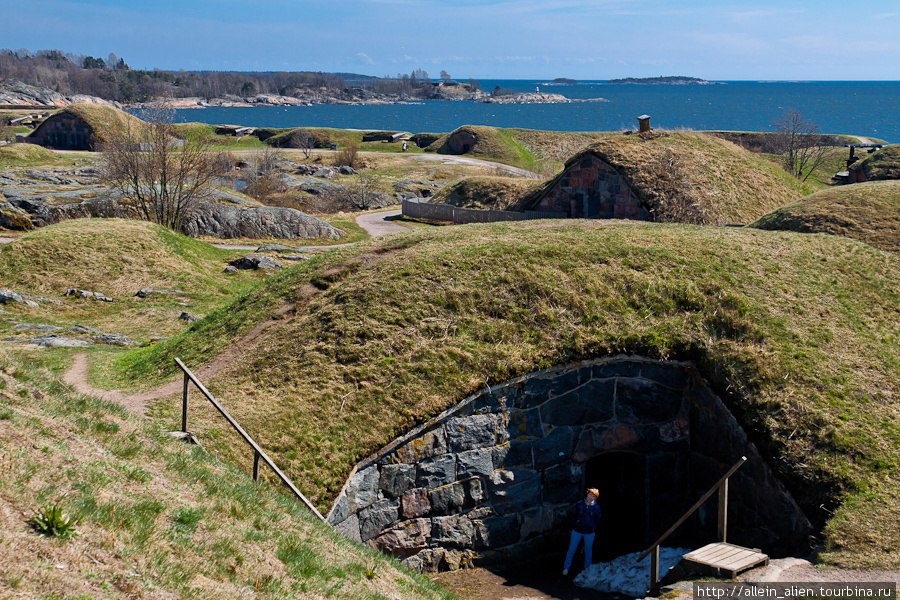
[535,154,647,219]
[30,114,95,150]
[327,356,811,572]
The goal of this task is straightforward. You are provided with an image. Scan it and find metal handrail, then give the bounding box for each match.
[638,455,746,595]
[175,358,326,522]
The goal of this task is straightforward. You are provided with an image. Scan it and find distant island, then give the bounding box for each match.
[607,76,722,85]
[539,78,579,85]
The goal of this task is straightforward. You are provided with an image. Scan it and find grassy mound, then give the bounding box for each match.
[750,180,900,252]
[429,177,540,211]
[116,221,900,567]
[0,348,451,600]
[534,132,812,224]
[426,126,541,172]
[38,104,147,145]
[849,145,900,181]
[0,219,235,298]
[0,143,61,166]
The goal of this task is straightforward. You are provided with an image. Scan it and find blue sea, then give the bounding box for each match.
[170,80,900,143]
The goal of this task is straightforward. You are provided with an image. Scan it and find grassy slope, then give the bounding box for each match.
[0,219,260,349]
[0,348,452,600]
[113,222,900,567]
[750,180,900,253]
[0,143,89,167]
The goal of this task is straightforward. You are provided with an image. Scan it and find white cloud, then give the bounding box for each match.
[356,52,375,65]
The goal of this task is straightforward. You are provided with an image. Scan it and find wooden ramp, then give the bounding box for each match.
[681,543,768,579]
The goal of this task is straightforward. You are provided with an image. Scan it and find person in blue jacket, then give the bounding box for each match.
[562,487,602,575]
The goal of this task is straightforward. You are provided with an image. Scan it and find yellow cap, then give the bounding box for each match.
[587,488,599,497]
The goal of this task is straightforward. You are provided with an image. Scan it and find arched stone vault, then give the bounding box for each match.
[327,356,810,572]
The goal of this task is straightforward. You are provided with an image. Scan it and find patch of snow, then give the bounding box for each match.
[574,547,691,598]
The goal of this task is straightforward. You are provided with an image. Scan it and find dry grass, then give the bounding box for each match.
[113,221,900,566]
[750,180,900,252]
[0,347,453,599]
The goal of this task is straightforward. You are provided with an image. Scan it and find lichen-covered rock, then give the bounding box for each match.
[184,204,344,240]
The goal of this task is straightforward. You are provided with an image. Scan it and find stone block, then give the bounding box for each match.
[548,368,581,397]
[634,361,692,391]
[429,481,467,514]
[380,463,416,498]
[540,379,615,426]
[416,454,457,489]
[457,448,495,478]
[328,494,348,525]
[507,408,543,441]
[542,462,584,505]
[475,514,520,549]
[334,513,361,543]
[518,376,551,409]
[472,386,517,412]
[396,427,447,463]
[358,498,400,541]
[519,507,545,540]
[573,424,640,460]
[446,413,499,452]
[347,465,380,513]
[467,477,485,505]
[371,518,431,558]
[403,548,442,573]
[533,426,580,470]
[493,441,534,470]
[401,488,431,519]
[486,469,542,515]
[592,359,644,380]
[432,514,475,547]
[616,378,684,424]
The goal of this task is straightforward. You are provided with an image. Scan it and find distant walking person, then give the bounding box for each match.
[562,488,602,576]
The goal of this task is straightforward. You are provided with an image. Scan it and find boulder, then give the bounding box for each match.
[179,312,201,323]
[229,255,283,271]
[64,289,113,302]
[0,289,38,307]
[92,333,137,346]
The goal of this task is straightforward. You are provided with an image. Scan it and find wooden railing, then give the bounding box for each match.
[175,358,326,523]
[638,455,747,595]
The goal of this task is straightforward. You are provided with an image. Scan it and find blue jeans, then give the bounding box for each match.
[564,530,595,570]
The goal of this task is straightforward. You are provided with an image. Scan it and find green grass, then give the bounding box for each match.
[0,346,455,599]
[750,180,900,252]
[850,145,900,181]
[108,220,900,566]
[174,122,266,149]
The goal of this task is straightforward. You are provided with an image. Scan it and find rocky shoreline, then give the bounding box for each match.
[1,79,604,109]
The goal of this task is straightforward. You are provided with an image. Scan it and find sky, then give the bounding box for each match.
[5,0,900,80]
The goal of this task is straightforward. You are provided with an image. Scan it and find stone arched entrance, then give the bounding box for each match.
[327,357,811,572]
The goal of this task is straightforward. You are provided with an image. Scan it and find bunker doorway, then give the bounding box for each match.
[585,451,647,562]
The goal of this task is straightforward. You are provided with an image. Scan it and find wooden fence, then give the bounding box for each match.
[402,199,567,224]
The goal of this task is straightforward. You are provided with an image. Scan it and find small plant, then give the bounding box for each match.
[171,506,203,533]
[27,502,79,540]
[365,562,378,580]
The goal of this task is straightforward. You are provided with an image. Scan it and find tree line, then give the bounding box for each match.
[0,49,479,103]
